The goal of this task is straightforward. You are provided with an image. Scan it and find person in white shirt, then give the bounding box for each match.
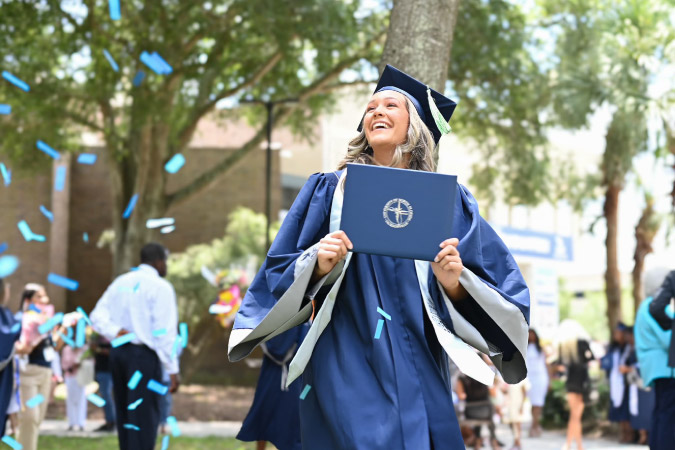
[91,243,180,450]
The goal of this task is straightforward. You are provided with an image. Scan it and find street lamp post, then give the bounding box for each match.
[242,98,298,251]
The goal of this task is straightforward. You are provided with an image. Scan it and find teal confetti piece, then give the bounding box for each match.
[0,255,19,278]
[87,393,106,407]
[122,194,138,219]
[102,49,119,72]
[161,435,170,450]
[10,323,20,334]
[25,394,44,409]
[164,154,185,174]
[39,205,53,222]
[166,416,181,437]
[147,379,168,395]
[179,322,188,348]
[47,273,79,290]
[127,370,142,390]
[127,398,143,410]
[76,306,92,326]
[58,332,76,347]
[77,153,97,165]
[75,319,86,347]
[132,70,145,86]
[111,332,136,348]
[66,325,73,339]
[0,104,10,115]
[109,0,120,20]
[2,71,30,92]
[54,166,66,191]
[374,319,384,339]
[151,52,173,74]
[83,232,89,243]
[0,242,7,254]
[36,140,61,159]
[299,384,311,400]
[123,424,140,431]
[38,312,64,334]
[152,328,167,337]
[1,435,23,450]
[0,162,10,186]
[377,307,391,321]
[17,220,46,242]
[140,51,162,74]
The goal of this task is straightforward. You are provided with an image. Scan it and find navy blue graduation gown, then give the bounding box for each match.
[0,306,21,436]
[237,325,308,450]
[230,171,530,450]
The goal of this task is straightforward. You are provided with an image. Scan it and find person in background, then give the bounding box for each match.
[0,278,21,437]
[91,243,180,450]
[503,379,529,450]
[623,326,652,445]
[456,372,502,450]
[14,284,55,450]
[601,322,633,443]
[90,332,116,432]
[237,325,308,450]
[55,313,89,432]
[49,347,63,403]
[526,328,549,437]
[636,267,675,450]
[556,319,594,450]
[159,344,181,435]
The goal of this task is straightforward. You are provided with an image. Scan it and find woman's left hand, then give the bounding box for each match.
[431,238,468,301]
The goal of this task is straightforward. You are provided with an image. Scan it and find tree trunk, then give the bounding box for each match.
[604,184,622,333]
[180,310,227,384]
[109,124,170,276]
[632,197,659,315]
[380,0,461,91]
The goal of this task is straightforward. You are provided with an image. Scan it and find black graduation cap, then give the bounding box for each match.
[357,64,457,145]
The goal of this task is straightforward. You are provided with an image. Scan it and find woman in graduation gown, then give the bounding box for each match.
[229,65,530,450]
[237,324,308,450]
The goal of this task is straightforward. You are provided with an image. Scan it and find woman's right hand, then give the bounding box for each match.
[312,230,353,282]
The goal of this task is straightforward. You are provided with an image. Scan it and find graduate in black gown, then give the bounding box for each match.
[229,65,530,450]
[237,324,308,450]
[0,278,22,436]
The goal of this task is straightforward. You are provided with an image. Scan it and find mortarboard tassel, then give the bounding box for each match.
[427,88,452,136]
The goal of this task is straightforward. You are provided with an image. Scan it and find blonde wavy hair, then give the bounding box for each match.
[337,97,436,172]
[556,319,591,365]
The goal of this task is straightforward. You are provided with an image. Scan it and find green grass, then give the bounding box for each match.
[38,436,269,449]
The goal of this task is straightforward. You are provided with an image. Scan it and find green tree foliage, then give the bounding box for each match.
[0,0,386,273]
[539,0,674,333]
[166,207,279,382]
[450,0,553,208]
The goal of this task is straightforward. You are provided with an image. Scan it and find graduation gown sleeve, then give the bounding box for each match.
[229,172,340,362]
[428,185,530,383]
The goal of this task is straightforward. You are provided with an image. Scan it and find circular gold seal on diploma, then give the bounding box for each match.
[383,198,413,228]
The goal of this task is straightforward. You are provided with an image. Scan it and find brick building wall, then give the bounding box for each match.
[0,167,52,312]
[1,145,279,315]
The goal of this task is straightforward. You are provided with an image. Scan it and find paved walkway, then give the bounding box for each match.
[41,420,648,449]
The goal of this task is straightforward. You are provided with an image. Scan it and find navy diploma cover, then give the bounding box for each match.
[340,164,458,261]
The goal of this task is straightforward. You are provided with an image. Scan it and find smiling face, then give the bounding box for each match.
[363,90,410,154]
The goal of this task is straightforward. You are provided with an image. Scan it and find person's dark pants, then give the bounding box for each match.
[650,378,675,450]
[96,371,116,424]
[110,344,163,450]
